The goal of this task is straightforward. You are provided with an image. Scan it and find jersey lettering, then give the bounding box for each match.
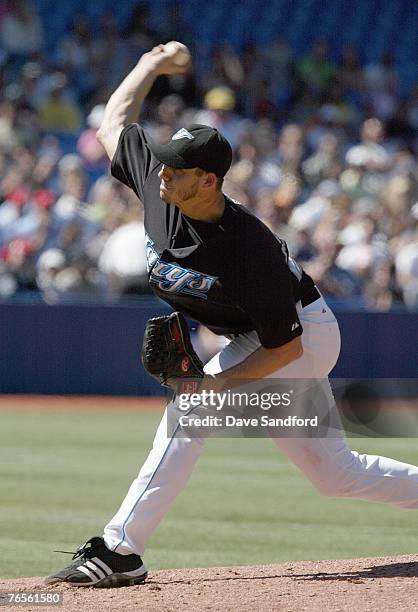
[145,232,159,272]
[150,261,216,299]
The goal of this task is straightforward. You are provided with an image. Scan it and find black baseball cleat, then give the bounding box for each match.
[45,537,148,588]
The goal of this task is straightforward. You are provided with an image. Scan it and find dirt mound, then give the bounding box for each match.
[1,555,418,611]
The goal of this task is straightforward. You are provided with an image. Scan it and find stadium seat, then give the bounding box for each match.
[30,0,417,95]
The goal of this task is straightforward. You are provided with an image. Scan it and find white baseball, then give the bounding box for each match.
[164,41,191,66]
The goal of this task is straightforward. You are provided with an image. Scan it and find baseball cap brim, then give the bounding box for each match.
[148,140,195,170]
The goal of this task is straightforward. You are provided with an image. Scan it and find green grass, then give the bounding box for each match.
[1,408,418,578]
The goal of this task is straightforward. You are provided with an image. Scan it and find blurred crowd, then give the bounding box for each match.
[0,0,417,310]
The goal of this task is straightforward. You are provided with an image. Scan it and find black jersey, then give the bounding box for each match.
[111,123,317,348]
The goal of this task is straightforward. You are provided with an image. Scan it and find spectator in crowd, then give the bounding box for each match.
[194,86,247,149]
[364,50,400,122]
[55,14,98,103]
[77,104,108,173]
[38,72,82,133]
[205,45,245,92]
[124,4,158,56]
[90,12,132,94]
[297,38,336,96]
[0,99,19,151]
[302,132,342,187]
[395,233,418,310]
[0,0,43,69]
[260,37,294,111]
[345,117,391,171]
[98,206,149,296]
[338,46,364,105]
[144,93,185,144]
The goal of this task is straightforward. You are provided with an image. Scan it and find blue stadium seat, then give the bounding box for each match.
[30,0,417,93]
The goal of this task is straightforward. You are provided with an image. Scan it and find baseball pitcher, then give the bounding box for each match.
[47,43,418,588]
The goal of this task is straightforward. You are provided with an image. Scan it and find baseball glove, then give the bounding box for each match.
[141,312,204,387]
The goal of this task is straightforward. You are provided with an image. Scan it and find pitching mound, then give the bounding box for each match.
[1,555,417,611]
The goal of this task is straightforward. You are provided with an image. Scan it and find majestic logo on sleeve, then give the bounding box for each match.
[150,261,216,299]
[172,128,194,141]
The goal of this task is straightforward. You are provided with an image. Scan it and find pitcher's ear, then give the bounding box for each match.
[202,172,217,188]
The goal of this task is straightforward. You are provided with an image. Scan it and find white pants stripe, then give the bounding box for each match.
[104,297,418,555]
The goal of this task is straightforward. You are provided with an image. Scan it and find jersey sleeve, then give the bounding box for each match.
[110,123,158,201]
[235,233,303,349]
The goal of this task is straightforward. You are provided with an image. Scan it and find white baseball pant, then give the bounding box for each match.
[104,296,418,555]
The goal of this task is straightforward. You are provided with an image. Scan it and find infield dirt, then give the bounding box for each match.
[1,555,418,611]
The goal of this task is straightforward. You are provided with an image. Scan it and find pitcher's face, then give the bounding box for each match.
[158,165,204,207]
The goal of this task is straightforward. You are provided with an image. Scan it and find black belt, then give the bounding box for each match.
[300,285,321,308]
